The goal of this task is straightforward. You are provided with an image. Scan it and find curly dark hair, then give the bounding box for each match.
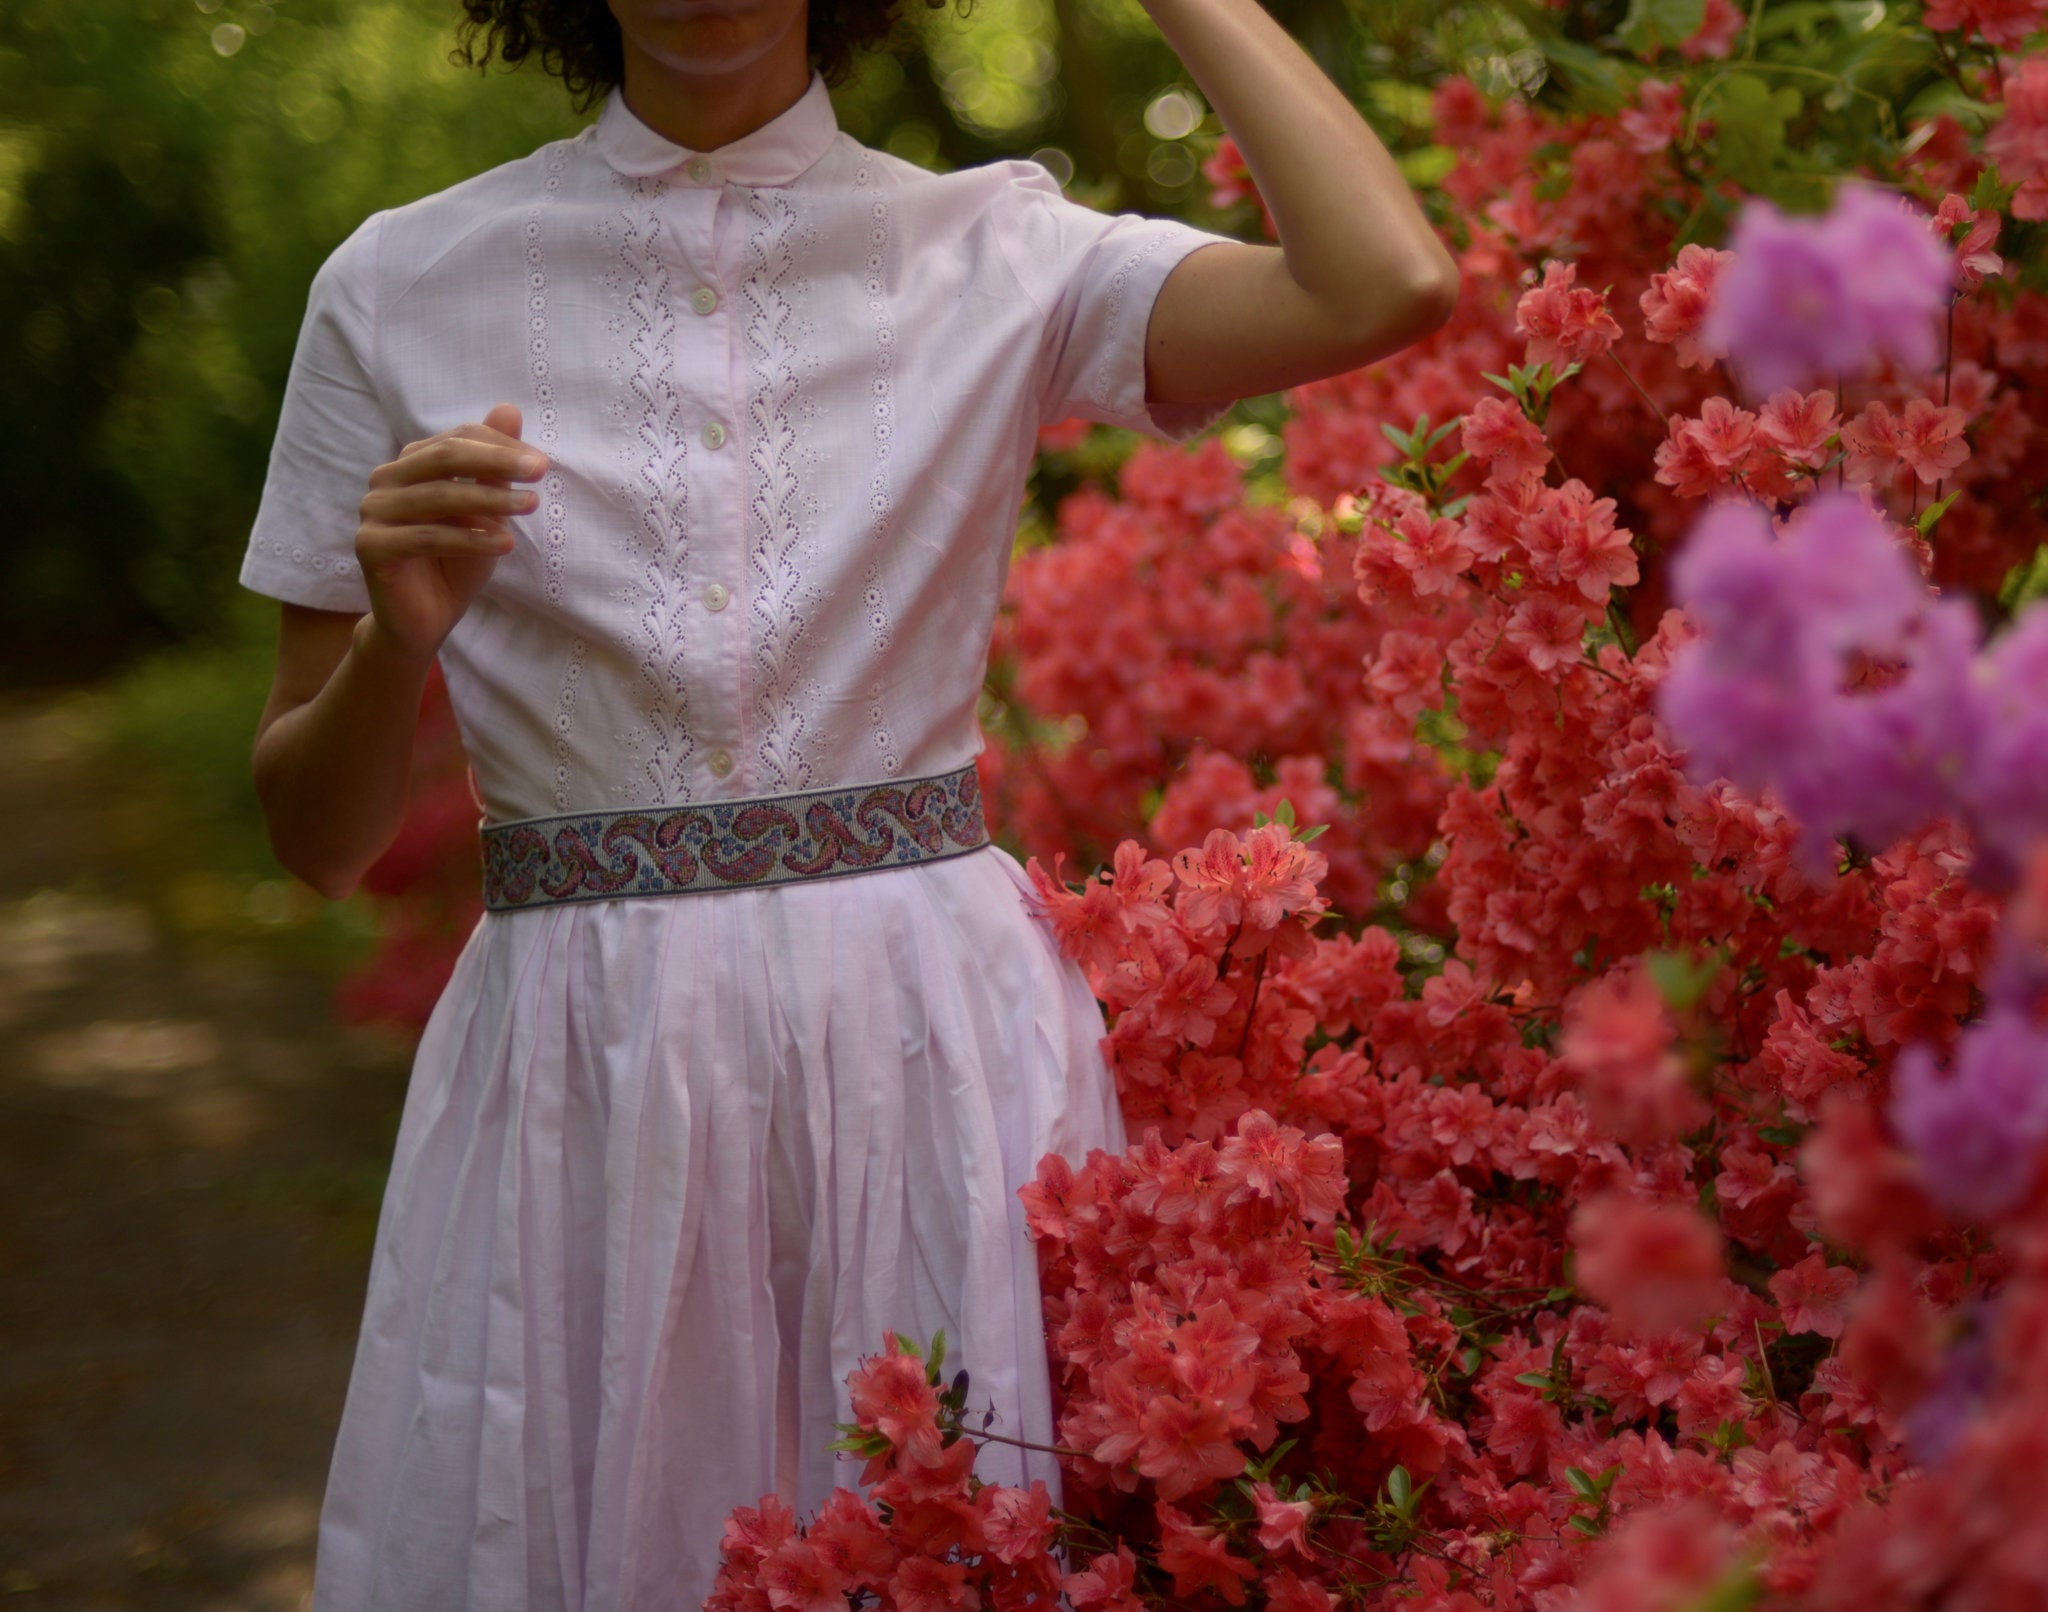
[455,0,939,107]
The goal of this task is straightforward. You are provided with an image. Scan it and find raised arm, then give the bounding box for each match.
[1140,0,1461,407]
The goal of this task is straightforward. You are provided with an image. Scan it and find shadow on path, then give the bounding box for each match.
[0,696,412,1609]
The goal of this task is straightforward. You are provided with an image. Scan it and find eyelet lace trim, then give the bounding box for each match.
[853,165,902,776]
[742,188,819,792]
[1091,230,1171,416]
[528,142,584,811]
[616,185,698,801]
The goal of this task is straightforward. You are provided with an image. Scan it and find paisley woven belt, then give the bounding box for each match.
[479,762,990,912]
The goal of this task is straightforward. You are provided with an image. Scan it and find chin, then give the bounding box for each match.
[613,0,806,74]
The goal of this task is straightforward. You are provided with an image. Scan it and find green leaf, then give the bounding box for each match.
[1368,80,1438,130]
[1532,35,1637,113]
[1646,947,1723,1011]
[1387,1465,1414,1511]
[1970,161,2017,213]
[1916,492,1960,537]
[929,1329,947,1378]
[1679,1562,1765,1612]
[1564,1466,1603,1502]
[1999,543,2048,611]
[1514,1371,1555,1390]
[1905,81,2000,140]
[1397,145,1459,187]
[1703,74,1794,190]
[1297,823,1330,844]
[1616,0,1707,55]
[1274,798,1297,827]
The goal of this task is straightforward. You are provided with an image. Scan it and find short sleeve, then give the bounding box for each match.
[990,167,1236,443]
[239,215,397,613]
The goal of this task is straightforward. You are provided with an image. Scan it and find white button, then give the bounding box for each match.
[690,286,718,316]
[685,155,712,184]
[702,582,729,612]
[701,420,727,450]
[707,748,734,778]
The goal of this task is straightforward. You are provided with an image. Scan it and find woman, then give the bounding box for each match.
[244,0,1456,1602]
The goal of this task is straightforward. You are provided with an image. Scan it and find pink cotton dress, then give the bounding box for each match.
[240,73,1228,1610]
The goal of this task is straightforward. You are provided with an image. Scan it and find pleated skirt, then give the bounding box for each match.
[310,844,1123,1611]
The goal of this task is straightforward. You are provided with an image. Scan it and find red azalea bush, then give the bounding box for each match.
[354,1,2048,1604]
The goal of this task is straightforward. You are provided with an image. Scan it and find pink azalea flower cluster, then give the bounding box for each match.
[706,1332,1066,1612]
[946,35,2048,1600]
[1025,824,1330,1142]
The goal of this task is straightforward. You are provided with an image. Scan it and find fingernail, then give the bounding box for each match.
[519,454,547,476]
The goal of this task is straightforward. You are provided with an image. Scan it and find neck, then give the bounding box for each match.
[616,46,813,152]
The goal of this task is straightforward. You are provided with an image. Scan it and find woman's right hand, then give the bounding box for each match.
[355,401,546,663]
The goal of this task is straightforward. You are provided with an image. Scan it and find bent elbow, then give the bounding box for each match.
[1381,258,1459,350]
[1324,263,1461,374]
[266,826,363,904]
[304,865,362,904]
[253,776,362,904]
[1409,261,1462,336]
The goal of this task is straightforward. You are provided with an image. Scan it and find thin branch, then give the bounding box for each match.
[1604,347,1668,426]
[970,1426,1089,1460]
[1234,950,1271,1060]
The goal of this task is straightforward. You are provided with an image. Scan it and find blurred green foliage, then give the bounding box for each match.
[3,0,1988,687]
[1,0,1496,682]
[2,0,579,676]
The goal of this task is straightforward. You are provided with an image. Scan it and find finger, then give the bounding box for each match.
[372,438,546,489]
[482,402,524,442]
[394,420,540,468]
[362,481,538,524]
[360,522,517,562]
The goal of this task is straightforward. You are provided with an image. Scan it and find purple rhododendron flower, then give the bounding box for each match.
[1704,182,1952,397]
[1659,493,1981,873]
[1666,499,1808,674]
[1902,1302,1999,1466]
[1890,1010,2048,1221]
[1817,599,1986,854]
[1966,602,2048,886]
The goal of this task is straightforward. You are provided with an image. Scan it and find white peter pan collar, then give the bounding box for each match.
[592,71,838,186]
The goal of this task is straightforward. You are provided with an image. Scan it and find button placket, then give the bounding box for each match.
[680,182,744,793]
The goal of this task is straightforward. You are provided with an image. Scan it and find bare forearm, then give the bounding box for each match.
[253,615,432,900]
[1146,0,1457,313]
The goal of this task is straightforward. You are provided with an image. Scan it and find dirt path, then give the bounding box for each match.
[0,696,413,1608]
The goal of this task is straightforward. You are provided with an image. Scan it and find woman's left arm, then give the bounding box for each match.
[1141,0,1462,406]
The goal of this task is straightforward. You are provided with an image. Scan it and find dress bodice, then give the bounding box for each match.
[241,75,1226,821]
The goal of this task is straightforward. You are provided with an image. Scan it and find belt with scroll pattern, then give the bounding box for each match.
[479,762,990,911]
